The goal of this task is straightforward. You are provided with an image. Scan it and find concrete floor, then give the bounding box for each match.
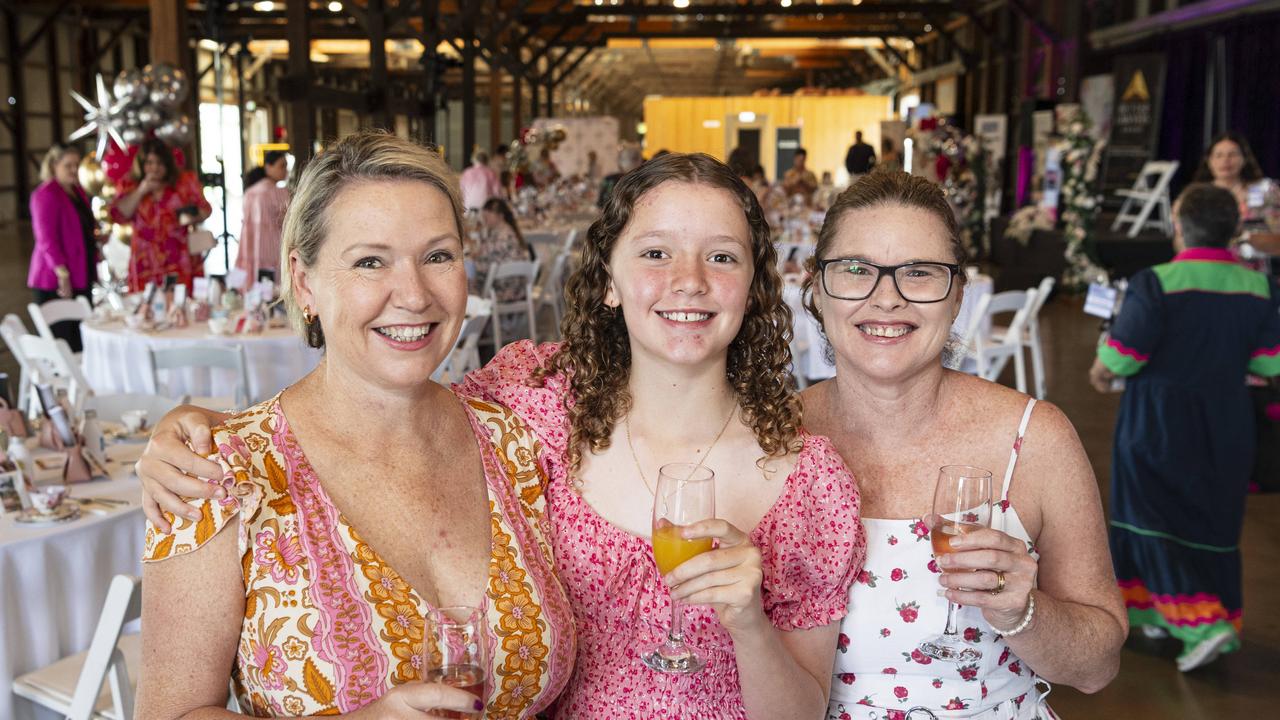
[1,224,1277,715]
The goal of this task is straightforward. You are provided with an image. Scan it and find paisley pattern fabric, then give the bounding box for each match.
[142,393,575,717]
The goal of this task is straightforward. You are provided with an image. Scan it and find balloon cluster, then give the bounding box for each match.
[112,63,192,147]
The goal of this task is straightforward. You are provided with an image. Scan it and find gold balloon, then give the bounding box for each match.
[78,156,106,195]
[112,223,133,246]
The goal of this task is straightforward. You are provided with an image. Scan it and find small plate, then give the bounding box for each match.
[14,505,81,525]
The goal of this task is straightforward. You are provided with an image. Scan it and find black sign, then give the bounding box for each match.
[1103,53,1167,196]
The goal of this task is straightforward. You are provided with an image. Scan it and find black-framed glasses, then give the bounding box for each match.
[816,258,961,303]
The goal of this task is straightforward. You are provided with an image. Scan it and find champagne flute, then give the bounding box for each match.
[422,605,488,718]
[643,462,716,674]
[918,465,993,663]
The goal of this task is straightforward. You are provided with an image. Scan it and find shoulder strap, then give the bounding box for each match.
[996,398,1037,529]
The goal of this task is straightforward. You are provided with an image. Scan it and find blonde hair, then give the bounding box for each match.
[39,144,80,183]
[279,130,464,347]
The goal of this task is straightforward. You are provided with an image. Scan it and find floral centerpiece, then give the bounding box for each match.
[1056,112,1109,290]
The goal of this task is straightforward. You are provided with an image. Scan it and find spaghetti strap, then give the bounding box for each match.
[996,398,1037,531]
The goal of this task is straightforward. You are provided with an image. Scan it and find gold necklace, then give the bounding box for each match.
[624,403,737,495]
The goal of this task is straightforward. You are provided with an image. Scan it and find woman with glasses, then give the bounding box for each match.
[803,172,1125,719]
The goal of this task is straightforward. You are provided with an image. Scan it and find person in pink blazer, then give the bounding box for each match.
[28,143,97,350]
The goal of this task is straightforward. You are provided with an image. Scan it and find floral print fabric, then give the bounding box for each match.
[111,170,211,291]
[459,340,866,719]
[142,394,575,717]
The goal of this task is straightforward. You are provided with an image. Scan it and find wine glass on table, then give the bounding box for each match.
[422,605,488,718]
[643,462,716,674]
[919,464,993,663]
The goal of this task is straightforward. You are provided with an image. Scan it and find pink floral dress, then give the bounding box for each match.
[142,393,576,717]
[459,340,866,719]
[827,399,1056,720]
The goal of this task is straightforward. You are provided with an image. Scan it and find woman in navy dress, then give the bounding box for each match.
[1090,184,1280,671]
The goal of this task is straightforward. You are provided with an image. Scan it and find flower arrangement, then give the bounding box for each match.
[1057,113,1109,290]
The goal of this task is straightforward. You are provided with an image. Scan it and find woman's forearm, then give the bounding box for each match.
[1003,590,1125,693]
[115,186,147,219]
[732,619,829,720]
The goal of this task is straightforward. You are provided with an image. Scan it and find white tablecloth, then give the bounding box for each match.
[1,443,145,720]
[784,274,995,381]
[81,321,322,404]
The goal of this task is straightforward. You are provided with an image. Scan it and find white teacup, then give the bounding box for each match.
[208,317,228,335]
[121,409,149,434]
[29,484,69,515]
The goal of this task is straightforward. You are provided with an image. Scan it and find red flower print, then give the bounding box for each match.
[890,568,907,582]
[838,673,856,685]
[961,511,979,523]
[981,682,989,699]
[928,559,941,574]
[931,678,943,689]
[1013,436,1024,453]
[840,713,851,720]
[1015,693,1028,706]
[998,647,1011,665]
[958,663,978,681]
[880,627,891,637]
[999,498,1011,511]
[888,535,899,545]
[963,627,984,643]
[1009,661,1023,675]
[882,667,898,675]
[887,711,906,720]
[910,519,930,539]
[837,632,850,653]
[909,649,933,665]
[945,697,969,710]
[893,686,909,699]
[896,601,920,623]
[857,569,880,588]
[857,696,874,706]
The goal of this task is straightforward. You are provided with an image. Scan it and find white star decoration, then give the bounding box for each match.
[68,74,127,160]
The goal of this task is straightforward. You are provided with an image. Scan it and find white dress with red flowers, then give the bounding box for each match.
[827,399,1057,720]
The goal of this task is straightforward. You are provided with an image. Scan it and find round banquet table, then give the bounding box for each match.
[81,320,322,404]
[784,273,995,382]
[1,443,145,720]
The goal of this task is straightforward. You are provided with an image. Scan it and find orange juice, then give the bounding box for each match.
[652,523,714,575]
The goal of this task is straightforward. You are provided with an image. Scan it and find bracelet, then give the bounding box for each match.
[993,591,1036,637]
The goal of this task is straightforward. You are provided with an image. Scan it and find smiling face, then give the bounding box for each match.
[1208,140,1244,184]
[813,202,962,384]
[54,151,81,188]
[603,180,754,371]
[289,179,467,392]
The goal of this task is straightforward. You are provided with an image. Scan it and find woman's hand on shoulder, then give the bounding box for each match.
[346,683,484,719]
[137,405,231,532]
[665,519,767,634]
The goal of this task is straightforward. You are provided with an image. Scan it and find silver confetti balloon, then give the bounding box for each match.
[113,68,149,107]
[156,114,193,146]
[120,124,147,146]
[149,64,189,109]
[136,105,163,129]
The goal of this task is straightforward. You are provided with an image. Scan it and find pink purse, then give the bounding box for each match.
[0,397,27,438]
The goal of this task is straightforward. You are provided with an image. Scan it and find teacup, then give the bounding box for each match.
[121,409,149,434]
[29,484,69,515]
[208,317,228,335]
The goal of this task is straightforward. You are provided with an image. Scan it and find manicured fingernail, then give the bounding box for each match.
[188,510,200,520]
[474,700,485,711]
[937,589,948,598]
[214,488,226,499]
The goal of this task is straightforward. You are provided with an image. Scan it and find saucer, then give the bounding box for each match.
[14,505,81,525]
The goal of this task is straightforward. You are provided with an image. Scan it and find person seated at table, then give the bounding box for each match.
[782,148,819,204]
[1090,184,1280,672]
[471,197,535,301]
[133,130,575,718]
[110,137,211,292]
[801,171,1125,718]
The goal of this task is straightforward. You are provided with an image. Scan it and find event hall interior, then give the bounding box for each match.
[0,1,1278,719]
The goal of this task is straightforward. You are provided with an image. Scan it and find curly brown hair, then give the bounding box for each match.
[534,152,803,471]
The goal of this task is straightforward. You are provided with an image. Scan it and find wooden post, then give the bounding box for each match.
[286,0,315,165]
[489,66,502,153]
[462,5,477,165]
[367,0,389,129]
[148,0,185,67]
[4,8,31,217]
[512,69,523,134]
[420,0,440,145]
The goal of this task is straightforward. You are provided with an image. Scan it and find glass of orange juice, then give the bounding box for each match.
[643,462,716,674]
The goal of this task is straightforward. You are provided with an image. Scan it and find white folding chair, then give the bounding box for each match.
[1111,160,1179,238]
[1,313,37,414]
[83,392,184,424]
[959,289,1039,393]
[990,276,1056,399]
[17,334,94,417]
[533,250,572,333]
[149,344,251,411]
[13,574,141,720]
[432,311,493,385]
[947,291,994,370]
[27,297,93,342]
[483,260,541,349]
[560,227,581,255]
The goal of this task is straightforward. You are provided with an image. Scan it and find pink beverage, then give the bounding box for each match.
[424,663,485,719]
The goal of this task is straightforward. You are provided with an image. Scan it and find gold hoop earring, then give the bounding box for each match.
[302,305,314,324]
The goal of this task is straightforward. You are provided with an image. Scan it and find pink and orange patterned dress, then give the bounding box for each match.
[459,340,866,719]
[142,393,576,717]
[111,170,211,291]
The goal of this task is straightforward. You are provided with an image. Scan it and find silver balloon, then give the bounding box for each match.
[148,64,188,109]
[113,68,149,107]
[155,114,192,146]
[120,124,147,146]
[136,105,163,129]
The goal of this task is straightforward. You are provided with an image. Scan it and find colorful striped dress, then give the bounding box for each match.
[1097,246,1280,662]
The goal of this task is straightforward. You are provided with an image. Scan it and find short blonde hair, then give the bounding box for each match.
[39,143,80,183]
[279,130,464,347]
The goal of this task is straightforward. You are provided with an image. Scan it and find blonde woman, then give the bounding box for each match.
[28,143,96,349]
